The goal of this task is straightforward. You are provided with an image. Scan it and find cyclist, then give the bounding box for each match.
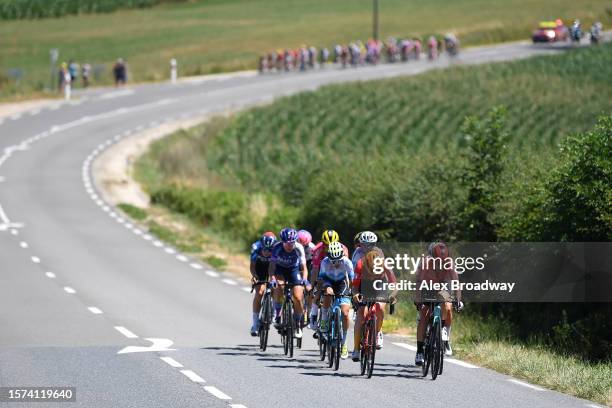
[269,227,311,339]
[309,230,349,328]
[318,241,354,359]
[251,231,276,251]
[249,234,276,336]
[414,241,463,365]
[298,230,316,326]
[351,232,397,361]
[351,230,376,268]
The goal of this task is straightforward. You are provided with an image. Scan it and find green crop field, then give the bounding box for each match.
[2,0,611,100]
[206,43,612,192]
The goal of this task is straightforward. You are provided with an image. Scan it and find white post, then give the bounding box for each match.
[170,58,177,83]
[63,70,71,100]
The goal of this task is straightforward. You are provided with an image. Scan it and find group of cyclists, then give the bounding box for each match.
[258,34,460,73]
[249,227,464,366]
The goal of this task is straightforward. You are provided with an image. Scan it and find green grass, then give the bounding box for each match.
[2,0,611,100]
[117,202,148,220]
[203,255,227,270]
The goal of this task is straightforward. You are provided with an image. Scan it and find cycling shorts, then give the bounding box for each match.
[274,266,302,286]
[321,280,351,305]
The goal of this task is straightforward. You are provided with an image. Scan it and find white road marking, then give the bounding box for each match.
[190,263,202,270]
[10,229,18,235]
[204,386,231,400]
[117,338,175,354]
[20,241,28,248]
[88,307,103,314]
[45,272,56,278]
[125,223,133,229]
[116,218,125,224]
[392,342,417,351]
[63,286,76,294]
[160,356,183,368]
[222,278,237,286]
[0,204,12,223]
[446,358,479,368]
[99,89,135,100]
[241,287,251,293]
[392,342,478,368]
[206,270,220,278]
[507,379,545,391]
[114,326,138,339]
[165,247,176,254]
[180,370,205,383]
[31,256,40,263]
[153,240,163,247]
[133,229,143,235]
[29,109,41,116]
[176,254,188,262]
[142,234,152,240]
[230,405,248,408]
[586,404,605,408]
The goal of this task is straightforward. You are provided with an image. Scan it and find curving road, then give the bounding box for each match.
[0,40,607,408]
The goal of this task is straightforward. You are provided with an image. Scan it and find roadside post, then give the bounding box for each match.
[49,48,59,91]
[170,58,177,83]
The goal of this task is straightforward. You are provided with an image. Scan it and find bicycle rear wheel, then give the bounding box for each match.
[259,294,271,351]
[360,322,368,375]
[366,316,377,378]
[333,309,342,371]
[318,330,326,361]
[287,302,294,358]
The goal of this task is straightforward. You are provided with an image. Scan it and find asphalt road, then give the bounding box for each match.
[0,39,607,408]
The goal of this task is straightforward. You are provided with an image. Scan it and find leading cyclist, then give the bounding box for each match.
[249,234,276,336]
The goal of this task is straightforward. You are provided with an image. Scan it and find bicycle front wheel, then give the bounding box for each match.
[366,316,377,378]
[431,322,441,380]
[333,309,342,371]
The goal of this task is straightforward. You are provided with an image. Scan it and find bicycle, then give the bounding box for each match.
[420,296,455,380]
[322,292,351,371]
[312,289,327,361]
[252,281,273,352]
[278,283,301,358]
[355,296,394,378]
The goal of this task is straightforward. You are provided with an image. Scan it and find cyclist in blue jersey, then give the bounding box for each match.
[319,241,355,359]
[251,231,276,252]
[269,227,311,339]
[249,234,276,336]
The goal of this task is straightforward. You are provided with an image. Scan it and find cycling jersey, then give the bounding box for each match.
[312,242,349,269]
[353,246,396,292]
[351,246,364,268]
[319,256,354,283]
[251,243,273,281]
[271,242,305,285]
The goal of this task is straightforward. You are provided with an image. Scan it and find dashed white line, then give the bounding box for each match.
[45,271,56,278]
[180,370,205,383]
[222,278,237,286]
[114,326,138,339]
[10,229,18,235]
[206,270,220,278]
[446,358,479,368]
[241,287,251,293]
[153,240,163,247]
[160,356,183,368]
[31,256,40,263]
[88,307,103,314]
[507,379,545,391]
[142,234,152,240]
[204,386,231,400]
[190,263,203,270]
[392,342,417,351]
[19,241,28,248]
[133,229,143,235]
[176,254,188,262]
[230,405,248,408]
[63,286,76,294]
[165,247,176,254]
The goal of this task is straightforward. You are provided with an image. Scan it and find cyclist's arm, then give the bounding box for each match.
[297,244,307,282]
[450,268,462,303]
[250,261,257,279]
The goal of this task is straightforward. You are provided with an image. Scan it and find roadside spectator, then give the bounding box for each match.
[68,60,79,85]
[113,58,127,87]
[81,63,91,88]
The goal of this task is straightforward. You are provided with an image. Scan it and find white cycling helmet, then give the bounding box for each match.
[358,231,378,244]
[327,241,344,260]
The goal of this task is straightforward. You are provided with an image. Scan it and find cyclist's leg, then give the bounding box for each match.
[273,274,286,320]
[320,283,333,328]
[353,304,366,351]
[375,302,386,333]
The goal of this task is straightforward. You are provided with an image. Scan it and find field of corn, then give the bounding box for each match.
[207,43,612,192]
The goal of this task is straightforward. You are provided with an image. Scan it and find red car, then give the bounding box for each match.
[532,20,569,43]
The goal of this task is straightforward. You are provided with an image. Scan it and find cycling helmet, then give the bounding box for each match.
[260,235,276,250]
[280,227,298,243]
[358,231,378,244]
[353,232,362,244]
[263,231,276,239]
[297,229,312,246]
[427,241,449,259]
[321,229,339,245]
[327,241,344,260]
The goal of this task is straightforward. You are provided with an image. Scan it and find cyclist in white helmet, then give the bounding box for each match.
[318,241,354,359]
[352,231,377,268]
